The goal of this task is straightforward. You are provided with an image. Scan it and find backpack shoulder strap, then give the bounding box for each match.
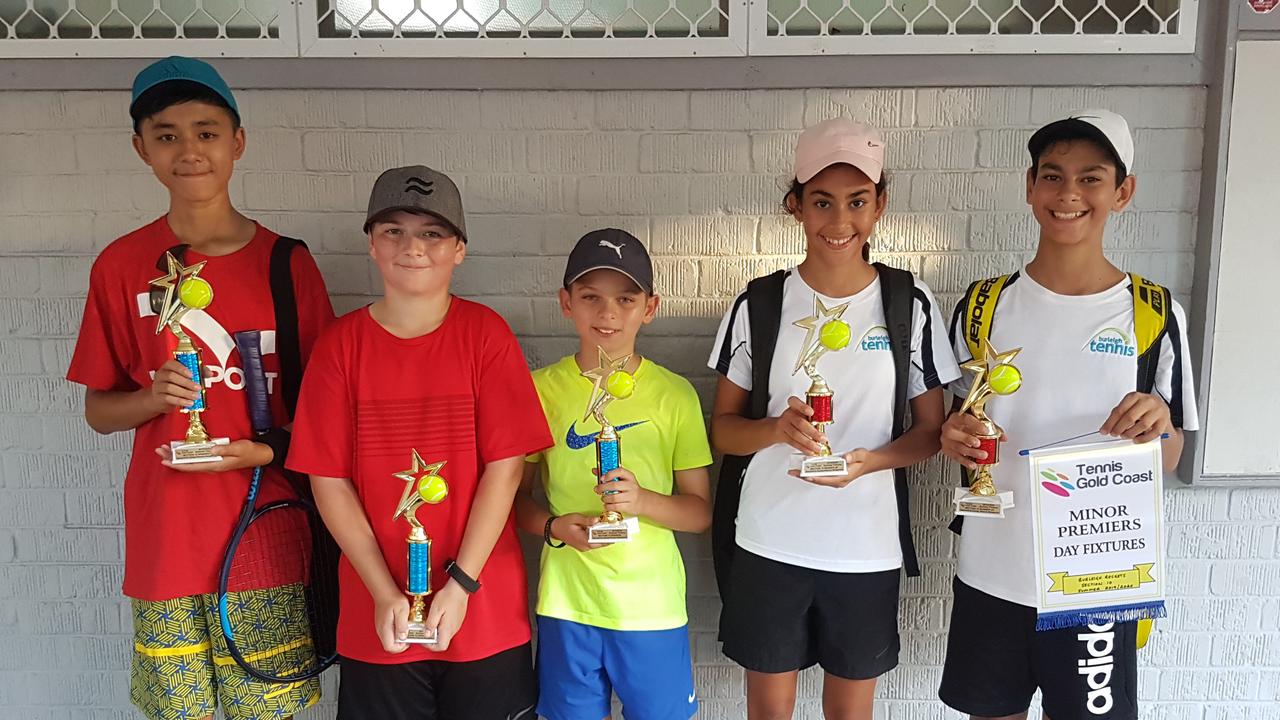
[270,236,306,420]
[1129,273,1170,395]
[963,274,1014,361]
[745,269,788,419]
[712,269,787,605]
[875,262,921,577]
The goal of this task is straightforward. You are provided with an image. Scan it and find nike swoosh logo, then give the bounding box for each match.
[688,692,696,703]
[565,420,649,450]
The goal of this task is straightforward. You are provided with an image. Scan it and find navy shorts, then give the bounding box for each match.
[535,616,697,720]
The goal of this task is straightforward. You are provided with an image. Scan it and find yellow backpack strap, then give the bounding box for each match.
[1129,273,1170,395]
[963,274,1012,361]
[1131,272,1169,651]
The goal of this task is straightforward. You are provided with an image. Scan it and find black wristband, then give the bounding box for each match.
[544,516,566,548]
[445,560,481,594]
[259,427,290,468]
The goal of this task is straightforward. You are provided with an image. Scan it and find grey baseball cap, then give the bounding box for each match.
[363,165,467,241]
[563,229,654,295]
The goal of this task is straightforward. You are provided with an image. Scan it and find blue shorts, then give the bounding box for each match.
[535,616,697,720]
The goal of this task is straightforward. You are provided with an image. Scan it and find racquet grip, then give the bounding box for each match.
[233,330,272,435]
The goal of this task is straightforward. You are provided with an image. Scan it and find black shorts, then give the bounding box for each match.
[940,578,1138,720]
[337,643,537,720]
[719,548,900,680]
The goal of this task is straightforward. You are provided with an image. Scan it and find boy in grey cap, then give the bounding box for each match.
[286,165,552,720]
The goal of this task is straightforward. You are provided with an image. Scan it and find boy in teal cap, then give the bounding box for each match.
[67,56,335,720]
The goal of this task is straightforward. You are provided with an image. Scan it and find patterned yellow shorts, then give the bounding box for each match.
[131,585,321,720]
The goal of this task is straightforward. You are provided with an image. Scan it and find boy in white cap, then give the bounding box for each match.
[708,119,959,718]
[937,110,1199,720]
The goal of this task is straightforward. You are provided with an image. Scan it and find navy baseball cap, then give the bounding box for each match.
[563,229,654,295]
[130,56,239,118]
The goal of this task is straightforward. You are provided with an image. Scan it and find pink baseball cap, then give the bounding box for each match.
[793,118,885,184]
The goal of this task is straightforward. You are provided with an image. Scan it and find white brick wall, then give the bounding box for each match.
[2,85,1276,720]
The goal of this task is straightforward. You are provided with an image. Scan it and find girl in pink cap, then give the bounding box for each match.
[706,119,960,719]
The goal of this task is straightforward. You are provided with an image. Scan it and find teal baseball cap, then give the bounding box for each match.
[130,56,238,118]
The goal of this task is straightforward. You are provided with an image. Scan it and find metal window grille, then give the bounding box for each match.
[298,0,748,56]
[751,0,1199,55]
[0,0,297,56]
[0,0,1197,57]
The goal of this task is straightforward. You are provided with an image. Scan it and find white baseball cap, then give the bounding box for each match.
[793,118,885,184]
[1027,109,1135,176]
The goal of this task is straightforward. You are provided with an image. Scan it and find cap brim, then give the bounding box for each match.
[564,265,653,295]
[363,207,466,241]
[1028,119,1128,176]
[795,150,883,184]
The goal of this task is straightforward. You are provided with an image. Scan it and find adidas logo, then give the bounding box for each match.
[1077,621,1115,715]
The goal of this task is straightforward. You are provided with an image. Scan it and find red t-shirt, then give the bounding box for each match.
[286,300,553,664]
[66,217,335,601]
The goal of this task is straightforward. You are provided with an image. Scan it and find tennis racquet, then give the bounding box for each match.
[217,329,340,683]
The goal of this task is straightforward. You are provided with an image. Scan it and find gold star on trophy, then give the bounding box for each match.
[792,296,852,376]
[148,252,210,335]
[581,346,633,426]
[393,450,448,528]
[955,338,1023,506]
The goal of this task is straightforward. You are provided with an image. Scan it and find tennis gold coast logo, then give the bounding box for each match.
[1086,327,1136,357]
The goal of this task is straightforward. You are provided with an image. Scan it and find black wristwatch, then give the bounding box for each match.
[544,516,567,548]
[445,560,481,594]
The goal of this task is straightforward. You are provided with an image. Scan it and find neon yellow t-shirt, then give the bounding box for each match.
[527,355,712,631]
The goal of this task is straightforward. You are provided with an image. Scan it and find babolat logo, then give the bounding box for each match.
[1087,328,1136,357]
[966,277,1001,344]
[859,325,891,351]
[1077,622,1116,715]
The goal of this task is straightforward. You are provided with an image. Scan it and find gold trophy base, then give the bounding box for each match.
[404,594,438,645]
[169,437,230,465]
[953,488,1015,518]
[588,511,632,544]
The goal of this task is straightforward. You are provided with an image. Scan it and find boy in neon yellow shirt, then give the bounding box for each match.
[515,229,712,720]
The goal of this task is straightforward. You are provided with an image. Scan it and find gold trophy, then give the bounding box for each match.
[580,347,637,544]
[792,296,853,478]
[953,338,1022,517]
[392,450,449,644]
[148,251,229,464]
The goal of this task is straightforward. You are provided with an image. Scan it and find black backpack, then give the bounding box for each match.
[711,263,922,604]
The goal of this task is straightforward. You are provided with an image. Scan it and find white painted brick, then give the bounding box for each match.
[37,257,92,297]
[241,172,355,212]
[916,88,1032,127]
[1030,87,1206,129]
[0,298,85,337]
[479,92,594,130]
[1131,172,1201,212]
[651,216,756,257]
[804,89,915,129]
[73,131,144,173]
[1111,251,1195,293]
[0,258,40,297]
[875,213,968,253]
[652,258,699,298]
[0,91,118,133]
[12,174,133,214]
[0,134,77,173]
[14,528,120,563]
[65,491,124,528]
[641,133,750,174]
[580,175,688,215]
[402,132,527,174]
[452,257,563,296]
[541,216,650,255]
[969,212,1037,251]
[527,133,636,174]
[689,174,788,215]
[698,256,792,298]
[909,171,1027,212]
[237,128,307,172]
[596,91,690,130]
[240,90,366,129]
[463,215,545,256]
[1135,129,1204,173]
[1168,524,1276,560]
[0,338,43,375]
[252,211,367,255]
[302,131,402,172]
[313,255,375,295]
[978,128,1032,169]
[1165,486,1230,521]
[921,253,1027,294]
[361,91,480,129]
[467,174,575,214]
[690,91,806,131]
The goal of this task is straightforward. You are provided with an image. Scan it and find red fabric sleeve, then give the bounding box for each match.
[285,327,353,479]
[476,315,553,464]
[66,255,137,392]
